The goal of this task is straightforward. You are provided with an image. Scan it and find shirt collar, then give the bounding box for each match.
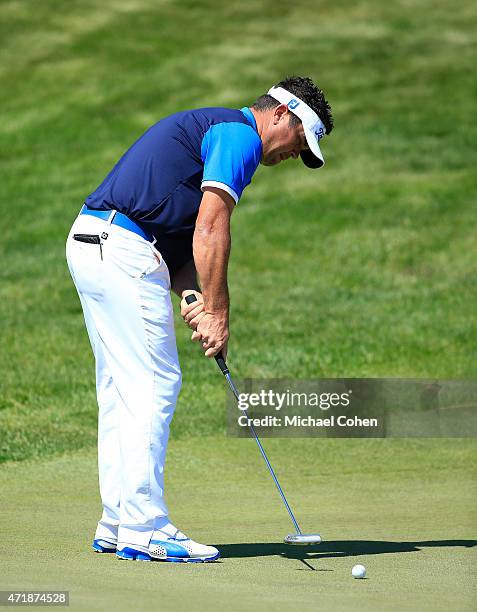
[240,106,258,131]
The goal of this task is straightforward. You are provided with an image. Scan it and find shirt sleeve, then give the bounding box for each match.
[200,122,262,204]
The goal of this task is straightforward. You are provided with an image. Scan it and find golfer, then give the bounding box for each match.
[66,76,333,562]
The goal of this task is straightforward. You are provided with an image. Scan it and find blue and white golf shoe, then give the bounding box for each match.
[92,538,117,553]
[116,529,219,563]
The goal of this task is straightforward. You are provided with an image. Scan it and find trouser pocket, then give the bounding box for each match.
[67,230,104,297]
[74,233,101,244]
[74,233,104,260]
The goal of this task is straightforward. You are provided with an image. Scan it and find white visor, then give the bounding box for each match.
[267,86,326,169]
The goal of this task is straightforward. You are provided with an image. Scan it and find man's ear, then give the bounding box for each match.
[273,103,289,125]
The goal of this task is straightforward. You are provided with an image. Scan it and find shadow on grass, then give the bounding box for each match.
[216,540,477,562]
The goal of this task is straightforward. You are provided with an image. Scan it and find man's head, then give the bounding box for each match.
[251,76,333,168]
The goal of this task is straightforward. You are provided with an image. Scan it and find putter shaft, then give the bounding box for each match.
[224,373,302,535]
[184,293,302,535]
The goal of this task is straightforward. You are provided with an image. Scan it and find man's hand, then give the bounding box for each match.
[191,312,229,358]
[180,290,205,330]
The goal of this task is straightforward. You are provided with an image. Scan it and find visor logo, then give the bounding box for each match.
[314,126,325,139]
[288,99,300,110]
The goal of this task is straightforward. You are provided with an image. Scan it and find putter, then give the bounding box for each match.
[185,294,321,546]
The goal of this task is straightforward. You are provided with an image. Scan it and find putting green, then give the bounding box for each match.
[0,437,475,611]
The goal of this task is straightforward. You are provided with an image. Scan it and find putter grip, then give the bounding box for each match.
[184,293,229,375]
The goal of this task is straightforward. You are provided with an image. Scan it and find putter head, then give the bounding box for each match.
[284,533,322,545]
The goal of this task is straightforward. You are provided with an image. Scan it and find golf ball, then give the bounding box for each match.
[352,564,366,579]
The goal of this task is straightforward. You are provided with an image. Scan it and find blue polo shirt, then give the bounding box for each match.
[84,106,262,273]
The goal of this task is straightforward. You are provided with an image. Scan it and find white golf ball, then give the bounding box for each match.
[352,564,366,579]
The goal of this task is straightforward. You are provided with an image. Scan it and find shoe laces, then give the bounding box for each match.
[167,529,188,542]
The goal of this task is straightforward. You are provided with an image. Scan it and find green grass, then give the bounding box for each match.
[1,0,476,459]
[1,437,476,611]
[0,1,476,609]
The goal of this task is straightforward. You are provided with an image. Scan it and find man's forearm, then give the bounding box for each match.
[170,259,200,298]
[192,188,233,317]
[193,219,230,315]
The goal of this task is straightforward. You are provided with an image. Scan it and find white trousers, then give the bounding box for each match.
[66,213,182,547]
